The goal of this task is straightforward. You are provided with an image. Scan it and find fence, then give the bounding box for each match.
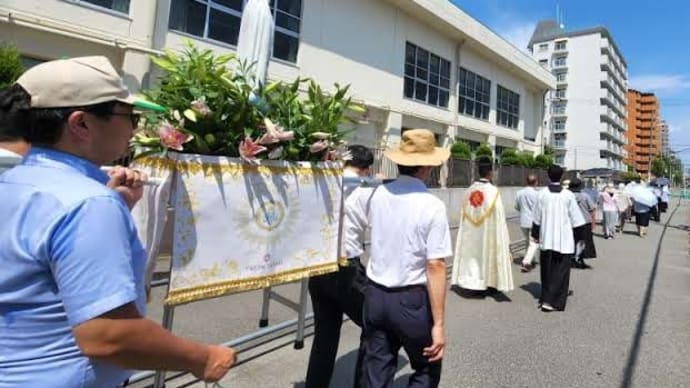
[371,152,550,188]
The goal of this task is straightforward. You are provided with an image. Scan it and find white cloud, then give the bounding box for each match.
[495,21,536,53]
[628,74,690,93]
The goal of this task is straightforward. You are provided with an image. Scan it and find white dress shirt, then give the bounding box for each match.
[532,185,586,254]
[344,175,452,287]
[515,186,539,229]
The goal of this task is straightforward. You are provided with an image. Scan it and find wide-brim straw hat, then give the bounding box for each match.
[384,129,450,166]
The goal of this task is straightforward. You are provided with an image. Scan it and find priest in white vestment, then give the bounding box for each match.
[451,158,514,293]
[531,165,585,312]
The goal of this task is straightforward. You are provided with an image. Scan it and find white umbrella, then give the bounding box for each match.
[236,0,274,88]
[630,185,658,207]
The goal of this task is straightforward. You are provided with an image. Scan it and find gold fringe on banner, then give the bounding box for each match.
[164,261,339,306]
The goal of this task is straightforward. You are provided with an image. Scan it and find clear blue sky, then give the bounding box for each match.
[451,0,690,164]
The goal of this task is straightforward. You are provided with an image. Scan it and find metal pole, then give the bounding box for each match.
[259,287,271,327]
[294,278,309,349]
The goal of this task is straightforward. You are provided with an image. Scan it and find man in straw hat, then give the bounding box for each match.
[451,156,514,295]
[345,129,451,388]
[0,57,235,387]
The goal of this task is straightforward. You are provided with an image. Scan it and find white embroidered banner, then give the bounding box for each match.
[163,153,342,305]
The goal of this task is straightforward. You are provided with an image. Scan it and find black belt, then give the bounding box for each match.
[369,279,426,293]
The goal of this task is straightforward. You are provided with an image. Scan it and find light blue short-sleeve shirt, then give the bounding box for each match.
[0,148,147,388]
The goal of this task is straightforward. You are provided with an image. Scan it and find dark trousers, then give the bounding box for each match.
[306,258,367,388]
[363,281,442,388]
[539,250,572,311]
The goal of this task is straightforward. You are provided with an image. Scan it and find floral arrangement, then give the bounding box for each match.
[132,41,364,163]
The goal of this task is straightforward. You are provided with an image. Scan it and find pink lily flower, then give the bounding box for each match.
[191,97,212,116]
[239,135,267,162]
[259,118,294,145]
[158,121,193,151]
[309,140,329,153]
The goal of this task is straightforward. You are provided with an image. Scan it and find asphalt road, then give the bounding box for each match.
[134,201,690,388]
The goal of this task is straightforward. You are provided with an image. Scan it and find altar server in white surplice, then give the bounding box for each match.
[452,157,514,294]
[531,165,586,312]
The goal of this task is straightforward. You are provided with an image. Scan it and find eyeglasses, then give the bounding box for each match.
[108,112,142,128]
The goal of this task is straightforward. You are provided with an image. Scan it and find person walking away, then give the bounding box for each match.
[615,183,632,233]
[651,185,662,222]
[531,165,586,312]
[568,179,597,269]
[515,174,540,272]
[633,199,653,237]
[598,183,618,239]
[659,184,670,214]
[305,145,374,388]
[346,129,451,388]
[0,57,235,387]
[452,157,514,294]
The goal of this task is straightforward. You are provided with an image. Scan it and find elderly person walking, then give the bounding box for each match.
[615,183,632,233]
[598,183,619,239]
[569,179,597,269]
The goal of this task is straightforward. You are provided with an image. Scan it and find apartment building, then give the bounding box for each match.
[2,0,554,155]
[660,119,670,156]
[529,20,628,171]
[625,89,661,176]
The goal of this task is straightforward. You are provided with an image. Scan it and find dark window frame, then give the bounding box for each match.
[168,0,302,63]
[403,42,451,108]
[458,67,491,121]
[78,0,131,14]
[496,85,520,129]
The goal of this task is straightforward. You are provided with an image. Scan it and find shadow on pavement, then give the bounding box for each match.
[519,282,541,301]
[293,351,409,388]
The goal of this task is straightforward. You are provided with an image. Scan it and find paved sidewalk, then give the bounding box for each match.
[140,201,690,388]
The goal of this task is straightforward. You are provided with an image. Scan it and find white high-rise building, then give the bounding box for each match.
[529,21,628,171]
[660,120,670,155]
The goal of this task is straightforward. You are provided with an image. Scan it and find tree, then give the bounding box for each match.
[450,141,472,160]
[499,149,520,165]
[0,44,24,88]
[651,157,666,178]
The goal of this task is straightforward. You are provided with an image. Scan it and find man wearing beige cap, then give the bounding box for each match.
[345,129,451,388]
[0,57,234,387]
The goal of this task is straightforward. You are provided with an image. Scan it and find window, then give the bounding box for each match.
[496,85,520,129]
[554,155,565,165]
[554,87,567,99]
[403,42,451,108]
[458,67,490,120]
[79,0,130,13]
[553,56,567,67]
[555,40,567,50]
[553,118,566,130]
[539,59,548,67]
[538,43,548,52]
[555,72,567,82]
[168,0,302,62]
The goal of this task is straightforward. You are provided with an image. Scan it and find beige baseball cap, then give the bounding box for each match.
[16,56,165,112]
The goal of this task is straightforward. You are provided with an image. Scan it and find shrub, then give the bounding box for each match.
[0,44,24,88]
[450,141,472,160]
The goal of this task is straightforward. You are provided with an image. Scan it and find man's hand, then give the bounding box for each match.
[194,345,237,382]
[107,166,146,209]
[423,324,445,362]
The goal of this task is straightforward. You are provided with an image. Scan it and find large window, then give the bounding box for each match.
[553,56,567,67]
[554,40,567,51]
[458,67,490,120]
[79,0,130,13]
[169,0,302,63]
[403,42,451,108]
[496,85,519,129]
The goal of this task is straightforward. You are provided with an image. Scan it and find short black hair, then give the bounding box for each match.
[398,165,422,176]
[547,164,564,183]
[0,84,121,147]
[476,156,493,178]
[345,145,374,169]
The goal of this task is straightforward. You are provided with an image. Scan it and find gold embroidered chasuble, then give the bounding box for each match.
[451,180,514,291]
